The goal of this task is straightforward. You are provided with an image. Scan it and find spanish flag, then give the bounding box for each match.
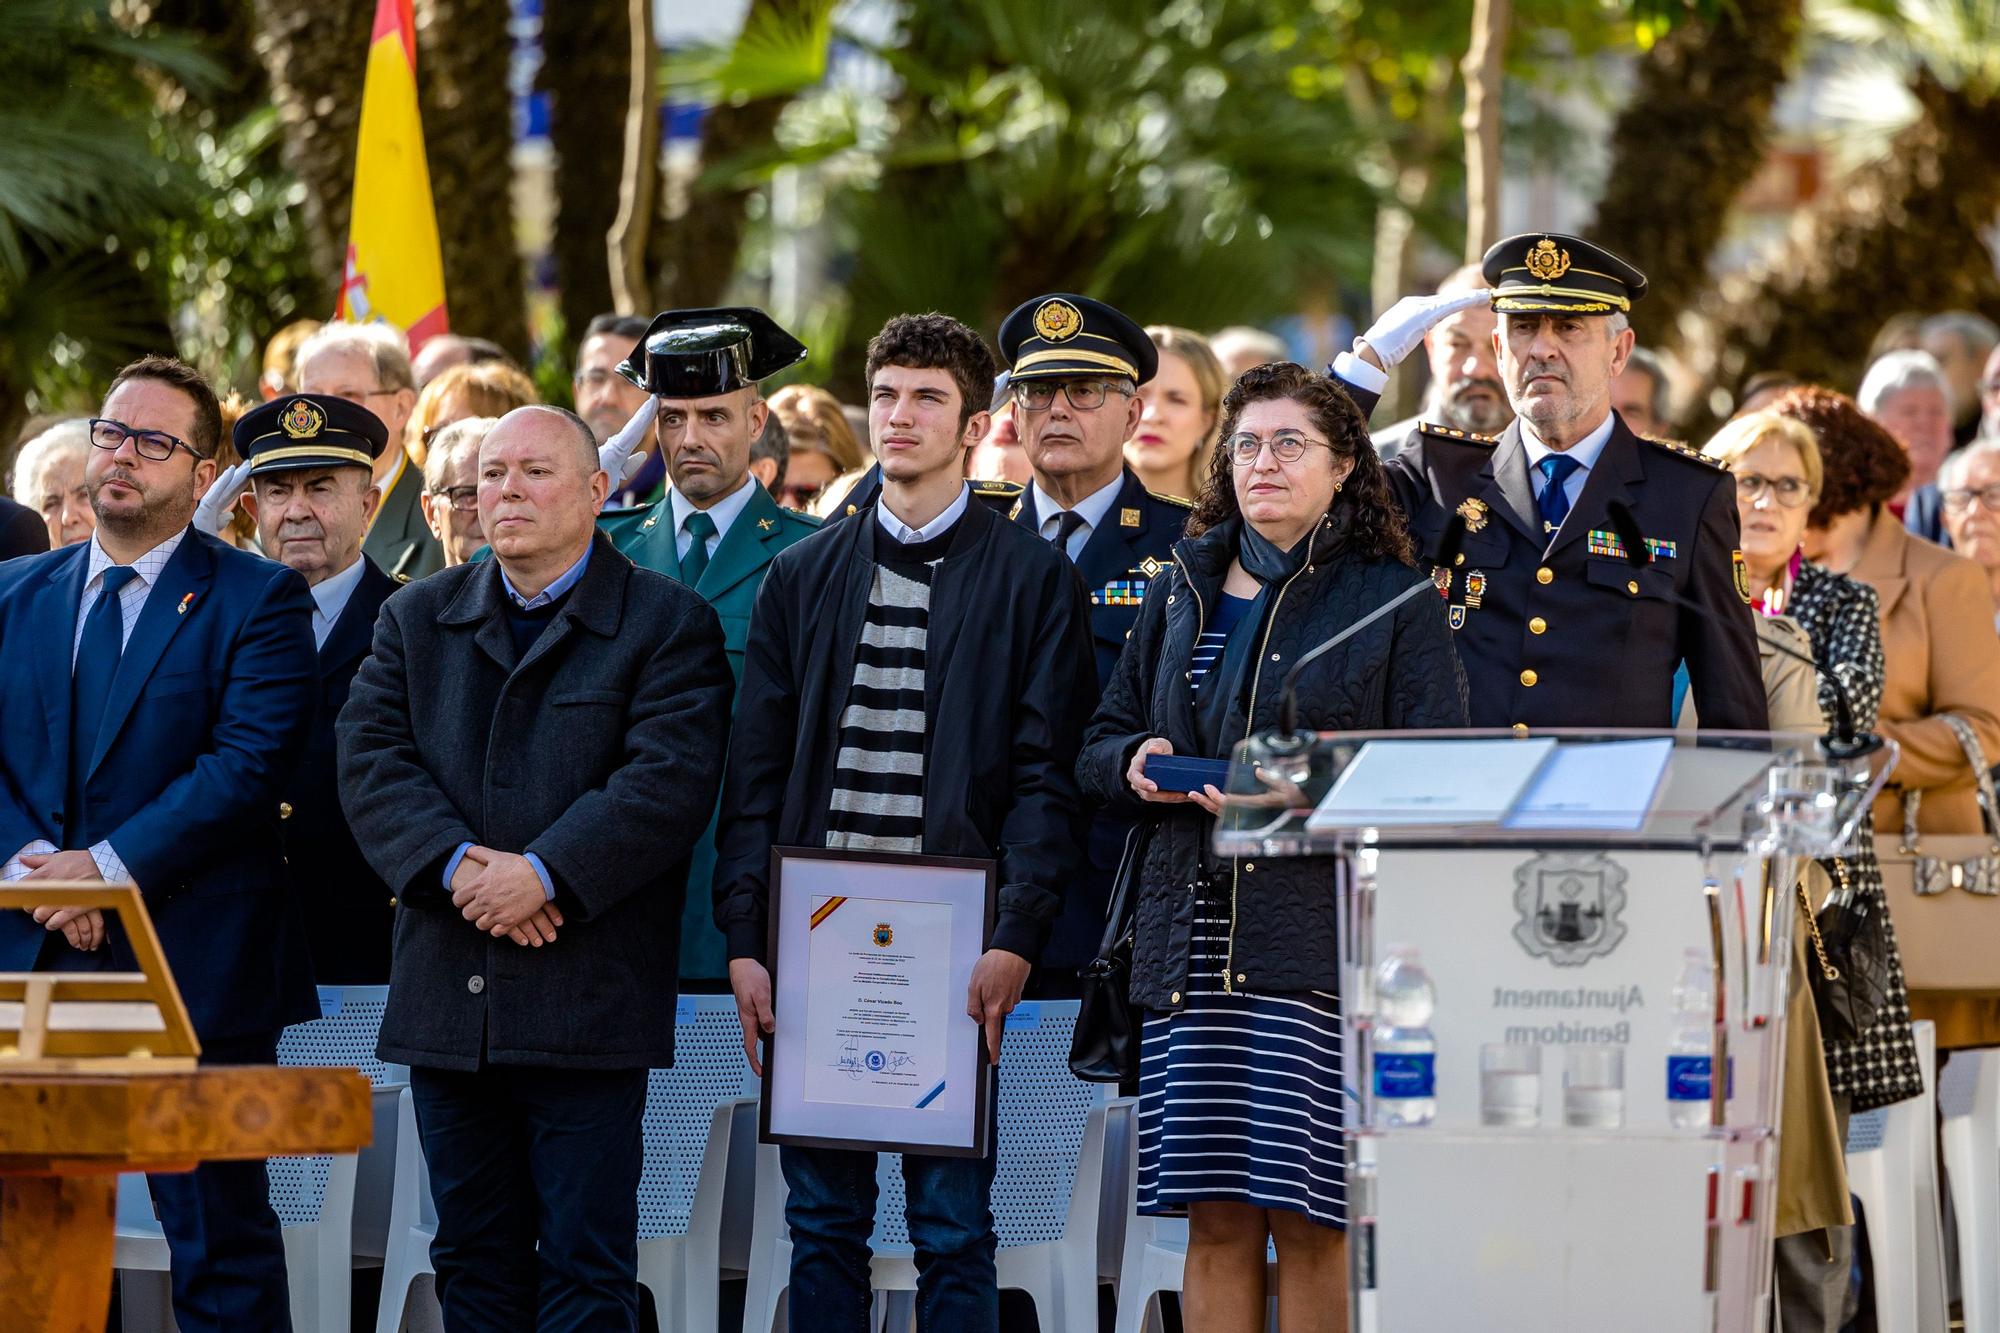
[336,0,449,347]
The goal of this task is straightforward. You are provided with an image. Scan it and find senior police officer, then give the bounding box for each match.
[1348,233,1765,731]
[233,394,407,984]
[595,308,820,984]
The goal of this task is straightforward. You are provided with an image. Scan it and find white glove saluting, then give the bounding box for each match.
[1354,288,1494,370]
[597,397,659,487]
[193,460,253,537]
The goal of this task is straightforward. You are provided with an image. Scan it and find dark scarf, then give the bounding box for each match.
[1191,516,1321,760]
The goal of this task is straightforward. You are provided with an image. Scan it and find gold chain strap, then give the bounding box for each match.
[1798,859,1844,982]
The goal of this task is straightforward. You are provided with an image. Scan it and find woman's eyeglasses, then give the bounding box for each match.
[1733,473,1814,508]
[88,418,201,463]
[428,485,479,512]
[1226,432,1332,465]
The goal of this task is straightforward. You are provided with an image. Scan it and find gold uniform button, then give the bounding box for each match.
[1536,566,1553,585]
[1627,580,1640,595]
[1170,990,1183,1004]
[1520,669,1539,687]
[1529,617,1547,635]
[1236,972,1247,984]
[278,802,293,819]
[1511,722,1530,736]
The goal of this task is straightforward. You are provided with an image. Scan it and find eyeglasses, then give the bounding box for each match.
[1227,431,1332,465]
[428,485,479,512]
[776,483,823,508]
[573,368,620,390]
[1734,473,1814,508]
[1942,485,2000,515]
[88,417,202,463]
[1012,379,1132,412]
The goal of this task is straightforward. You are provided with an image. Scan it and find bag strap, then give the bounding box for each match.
[1798,861,1841,983]
[1098,823,1148,955]
[1937,714,2000,852]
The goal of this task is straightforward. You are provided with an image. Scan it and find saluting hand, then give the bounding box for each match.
[1353,288,1495,372]
[452,849,549,935]
[728,958,775,1076]
[596,397,659,486]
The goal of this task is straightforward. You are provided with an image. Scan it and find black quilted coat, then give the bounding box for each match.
[1077,513,1467,1010]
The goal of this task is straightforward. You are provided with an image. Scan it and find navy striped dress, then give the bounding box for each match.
[1135,592,1348,1228]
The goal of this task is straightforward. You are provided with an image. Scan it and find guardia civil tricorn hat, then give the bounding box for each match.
[1482,232,1649,316]
[616,307,808,397]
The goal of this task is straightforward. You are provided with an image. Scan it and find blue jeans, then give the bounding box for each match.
[781,1144,999,1333]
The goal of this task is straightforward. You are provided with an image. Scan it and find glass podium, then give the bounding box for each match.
[1211,728,1893,1332]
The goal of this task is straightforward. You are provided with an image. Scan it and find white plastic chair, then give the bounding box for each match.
[744,1001,1106,1333]
[1941,1045,2000,1333]
[1844,1018,1947,1333]
[1111,1094,1189,1333]
[115,985,404,1333]
[375,996,756,1333]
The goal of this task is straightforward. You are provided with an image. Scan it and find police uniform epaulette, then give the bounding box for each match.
[1414,421,1497,446]
[972,480,1024,515]
[1644,436,1726,469]
[1147,489,1196,509]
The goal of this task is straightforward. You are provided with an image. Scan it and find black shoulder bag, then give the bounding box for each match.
[1069,823,1148,1083]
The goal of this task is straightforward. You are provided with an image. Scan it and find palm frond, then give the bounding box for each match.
[661,0,838,104]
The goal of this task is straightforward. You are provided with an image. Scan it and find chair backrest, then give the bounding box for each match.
[637,994,760,1241]
[1938,1046,1983,1119]
[1845,1107,1888,1154]
[872,1001,1098,1249]
[270,985,396,1227]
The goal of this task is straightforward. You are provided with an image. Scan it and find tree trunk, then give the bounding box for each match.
[608,0,656,315]
[1370,160,1435,424]
[414,0,528,357]
[541,0,631,334]
[251,0,374,311]
[1682,73,2000,441]
[1460,0,1510,264]
[1588,0,1802,348]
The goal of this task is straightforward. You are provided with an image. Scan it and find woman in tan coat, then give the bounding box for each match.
[1778,386,2000,1048]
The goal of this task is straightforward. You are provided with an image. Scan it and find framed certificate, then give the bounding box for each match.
[760,846,997,1157]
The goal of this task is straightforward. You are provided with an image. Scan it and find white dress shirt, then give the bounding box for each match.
[308,555,369,649]
[1030,472,1125,560]
[1520,410,1616,519]
[877,483,971,544]
[670,474,758,563]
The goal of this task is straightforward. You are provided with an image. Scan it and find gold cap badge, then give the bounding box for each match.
[1524,238,1571,281]
[1032,298,1084,343]
[280,399,325,439]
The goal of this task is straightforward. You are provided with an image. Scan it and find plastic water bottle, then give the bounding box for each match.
[1666,948,1715,1129]
[1372,947,1437,1128]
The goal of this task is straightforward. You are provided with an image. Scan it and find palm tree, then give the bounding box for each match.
[416,0,528,357]
[539,0,629,337]
[1588,0,1805,347]
[1680,0,2000,434]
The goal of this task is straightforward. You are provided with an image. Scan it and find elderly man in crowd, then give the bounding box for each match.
[1209,324,1290,380]
[573,314,661,506]
[1860,348,1957,543]
[411,333,517,389]
[0,355,318,1330]
[1373,265,1513,459]
[1980,342,2000,443]
[1938,440,2000,627]
[12,417,94,548]
[235,393,405,985]
[295,320,444,580]
[421,416,497,568]
[1610,345,1672,440]
[339,404,732,1331]
[1921,311,2000,447]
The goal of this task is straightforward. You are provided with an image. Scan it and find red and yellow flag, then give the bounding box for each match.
[336,0,448,348]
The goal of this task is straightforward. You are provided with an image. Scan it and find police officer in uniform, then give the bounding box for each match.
[1361,233,1766,731]
[991,293,1193,994]
[596,309,820,984]
[235,393,407,984]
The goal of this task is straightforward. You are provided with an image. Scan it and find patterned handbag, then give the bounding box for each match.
[1877,714,2000,990]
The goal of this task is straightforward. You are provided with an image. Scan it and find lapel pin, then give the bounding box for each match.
[177,592,195,616]
[757,517,775,531]
[1120,507,1141,528]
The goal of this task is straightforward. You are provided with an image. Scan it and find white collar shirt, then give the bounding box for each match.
[1031,471,1126,560]
[1519,410,1616,513]
[308,555,369,649]
[877,483,971,545]
[669,474,757,562]
[72,528,188,666]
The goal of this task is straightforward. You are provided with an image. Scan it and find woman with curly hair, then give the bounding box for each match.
[1776,385,2000,1053]
[1078,363,1466,1333]
[403,359,539,470]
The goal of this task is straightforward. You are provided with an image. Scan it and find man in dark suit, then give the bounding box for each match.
[338,405,733,1331]
[234,393,406,983]
[0,355,319,1331]
[1353,233,1766,732]
[0,493,49,559]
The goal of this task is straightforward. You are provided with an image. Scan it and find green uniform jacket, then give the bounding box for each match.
[599,479,819,982]
[362,455,445,582]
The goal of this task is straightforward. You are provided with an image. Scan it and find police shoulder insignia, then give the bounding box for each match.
[1732,549,1750,603]
[1644,436,1725,470]
[1032,298,1084,343]
[1147,489,1196,509]
[974,479,1023,499]
[280,398,325,439]
[1418,421,1497,447]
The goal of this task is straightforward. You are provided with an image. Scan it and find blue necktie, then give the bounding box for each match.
[1537,454,1582,535]
[67,565,139,829]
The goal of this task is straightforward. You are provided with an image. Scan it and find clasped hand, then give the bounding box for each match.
[451,847,562,946]
[22,849,108,952]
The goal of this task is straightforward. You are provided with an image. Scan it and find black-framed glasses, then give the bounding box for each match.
[1942,485,2000,515]
[428,485,479,512]
[1227,431,1332,465]
[1734,472,1814,508]
[88,417,201,462]
[1013,379,1132,412]
[776,482,824,509]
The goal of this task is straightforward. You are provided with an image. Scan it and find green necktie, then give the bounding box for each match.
[680,509,717,587]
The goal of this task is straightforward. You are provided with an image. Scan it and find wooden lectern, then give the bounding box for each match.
[0,884,371,1331]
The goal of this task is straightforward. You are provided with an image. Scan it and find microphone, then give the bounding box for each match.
[1270,513,1469,741]
[1601,501,1881,760]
